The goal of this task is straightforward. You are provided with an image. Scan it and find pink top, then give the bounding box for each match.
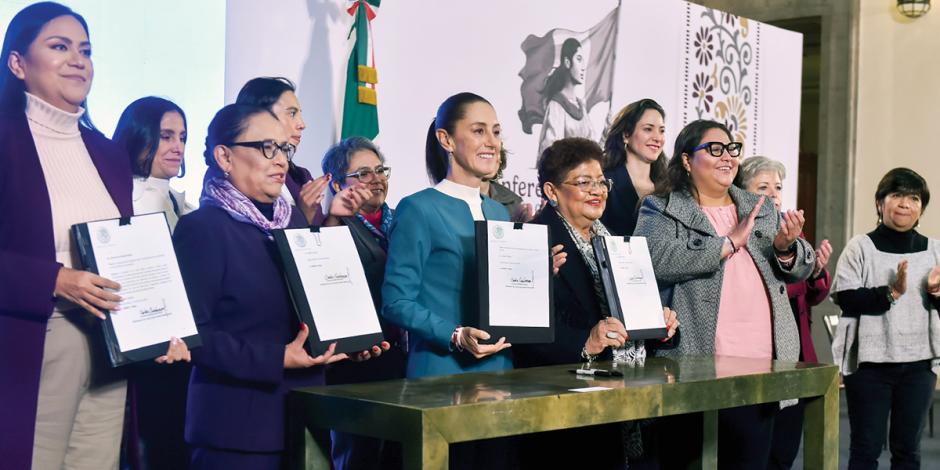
[701,205,773,359]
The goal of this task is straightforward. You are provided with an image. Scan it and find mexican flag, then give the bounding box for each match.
[341,0,380,140]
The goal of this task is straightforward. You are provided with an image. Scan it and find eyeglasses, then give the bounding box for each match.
[563,178,613,193]
[225,140,296,160]
[345,166,391,182]
[692,141,743,158]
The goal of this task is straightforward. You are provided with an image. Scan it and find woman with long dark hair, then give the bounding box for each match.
[0,3,185,468]
[600,98,668,236]
[112,96,194,469]
[634,119,814,469]
[114,96,192,229]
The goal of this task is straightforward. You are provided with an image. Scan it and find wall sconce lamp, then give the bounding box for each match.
[897,0,931,18]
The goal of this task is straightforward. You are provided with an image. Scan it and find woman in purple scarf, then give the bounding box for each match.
[174,103,386,469]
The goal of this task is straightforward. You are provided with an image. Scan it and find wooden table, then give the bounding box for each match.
[289,355,839,469]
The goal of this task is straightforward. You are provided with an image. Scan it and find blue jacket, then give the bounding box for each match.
[382,188,512,378]
[174,205,321,452]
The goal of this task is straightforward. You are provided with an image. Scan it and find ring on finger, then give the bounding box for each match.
[606,331,619,340]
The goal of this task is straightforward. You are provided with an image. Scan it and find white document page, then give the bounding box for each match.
[284,227,382,341]
[603,236,666,331]
[485,221,551,327]
[86,212,198,352]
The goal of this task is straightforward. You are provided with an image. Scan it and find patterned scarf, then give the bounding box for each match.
[556,208,612,311]
[355,203,393,252]
[555,209,646,460]
[200,176,292,238]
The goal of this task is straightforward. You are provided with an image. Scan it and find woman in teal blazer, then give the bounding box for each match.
[382,92,513,378]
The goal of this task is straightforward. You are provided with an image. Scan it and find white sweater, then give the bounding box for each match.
[132,177,191,232]
[26,92,120,313]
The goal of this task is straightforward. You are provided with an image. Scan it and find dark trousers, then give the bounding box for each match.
[190,446,282,470]
[331,430,401,470]
[448,437,519,470]
[132,363,192,469]
[325,348,406,470]
[767,399,805,469]
[844,360,936,470]
[517,423,626,470]
[657,403,777,470]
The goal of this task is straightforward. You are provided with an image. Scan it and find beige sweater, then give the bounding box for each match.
[26,92,120,313]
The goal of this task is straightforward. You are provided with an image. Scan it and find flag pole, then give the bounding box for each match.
[605,0,622,133]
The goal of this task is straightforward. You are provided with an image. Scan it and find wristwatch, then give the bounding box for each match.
[887,288,899,306]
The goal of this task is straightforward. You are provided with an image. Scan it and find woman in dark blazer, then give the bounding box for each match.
[320,136,404,470]
[174,104,383,469]
[515,138,678,469]
[600,99,668,236]
[0,4,191,468]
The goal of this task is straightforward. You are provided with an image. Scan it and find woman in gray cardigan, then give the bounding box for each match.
[634,119,815,469]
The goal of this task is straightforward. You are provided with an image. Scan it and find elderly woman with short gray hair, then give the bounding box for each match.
[320,136,406,470]
[736,155,832,470]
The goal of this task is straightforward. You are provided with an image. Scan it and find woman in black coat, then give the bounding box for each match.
[514,137,678,469]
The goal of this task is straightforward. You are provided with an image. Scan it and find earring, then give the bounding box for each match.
[549,199,559,208]
[224,170,230,179]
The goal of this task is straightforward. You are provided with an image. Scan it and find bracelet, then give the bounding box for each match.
[451,326,464,352]
[725,236,737,252]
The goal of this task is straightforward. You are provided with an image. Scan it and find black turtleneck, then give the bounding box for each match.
[836,224,936,317]
[251,200,275,221]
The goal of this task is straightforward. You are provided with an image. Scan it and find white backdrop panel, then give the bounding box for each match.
[226,0,802,210]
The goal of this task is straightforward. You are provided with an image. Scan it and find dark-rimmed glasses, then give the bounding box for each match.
[563,178,613,193]
[345,166,391,182]
[692,141,743,158]
[224,140,295,160]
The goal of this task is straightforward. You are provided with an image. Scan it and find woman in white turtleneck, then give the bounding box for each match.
[112,96,194,469]
[114,96,193,231]
[0,4,185,469]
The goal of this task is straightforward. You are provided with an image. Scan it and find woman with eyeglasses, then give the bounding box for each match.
[515,137,679,469]
[236,77,371,226]
[634,119,815,469]
[320,136,405,470]
[173,104,385,469]
[600,98,668,236]
[735,156,832,470]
